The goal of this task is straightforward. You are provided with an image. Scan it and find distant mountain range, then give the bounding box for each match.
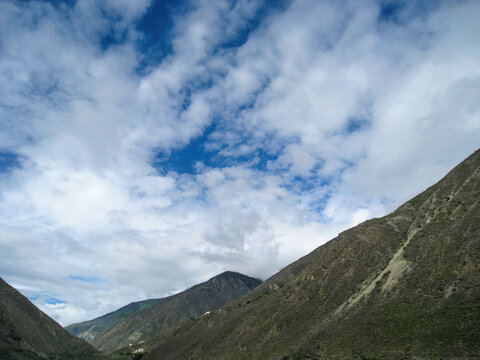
[0,271,261,359]
[66,271,261,354]
[0,277,99,360]
[140,149,480,359]
[66,298,162,344]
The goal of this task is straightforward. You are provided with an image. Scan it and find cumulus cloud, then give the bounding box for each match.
[0,0,479,326]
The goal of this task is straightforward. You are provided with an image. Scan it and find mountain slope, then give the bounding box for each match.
[0,277,100,360]
[91,271,261,354]
[142,149,480,360]
[66,298,162,342]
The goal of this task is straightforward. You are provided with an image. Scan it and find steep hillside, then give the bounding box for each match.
[92,271,261,354]
[142,149,480,360]
[66,298,162,342]
[0,277,100,360]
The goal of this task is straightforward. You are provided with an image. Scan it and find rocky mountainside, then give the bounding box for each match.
[66,298,162,343]
[88,271,261,354]
[0,277,100,360]
[141,149,480,360]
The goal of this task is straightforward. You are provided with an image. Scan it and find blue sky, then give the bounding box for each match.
[0,0,479,325]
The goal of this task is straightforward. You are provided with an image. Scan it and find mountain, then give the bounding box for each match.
[66,298,162,342]
[0,277,100,360]
[141,149,480,360]
[85,271,261,354]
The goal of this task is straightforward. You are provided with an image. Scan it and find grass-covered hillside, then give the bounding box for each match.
[0,277,100,360]
[66,298,163,343]
[90,271,261,354]
[141,149,480,360]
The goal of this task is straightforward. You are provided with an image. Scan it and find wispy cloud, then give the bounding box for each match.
[0,0,479,325]
[69,275,105,284]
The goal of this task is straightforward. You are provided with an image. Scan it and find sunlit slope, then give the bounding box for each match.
[143,149,480,360]
[92,271,261,354]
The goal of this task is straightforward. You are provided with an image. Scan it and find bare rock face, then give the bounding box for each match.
[0,277,99,360]
[142,149,480,360]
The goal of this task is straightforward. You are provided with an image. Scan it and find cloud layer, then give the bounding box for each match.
[0,0,479,325]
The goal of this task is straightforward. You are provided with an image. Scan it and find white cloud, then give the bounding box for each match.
[0,0,479,326]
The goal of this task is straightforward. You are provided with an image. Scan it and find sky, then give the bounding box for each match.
[0,0,479,326]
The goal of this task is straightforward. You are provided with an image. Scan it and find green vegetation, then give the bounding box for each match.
[89,271,261,353]
[139,149,480,360]
[2,150,479,360]
[106,350,148,360]
[0,277,100,360]
[282,349,313,360]
[66,298,163,342]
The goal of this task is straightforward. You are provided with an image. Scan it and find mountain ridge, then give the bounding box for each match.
[73,271,261,354]
[66,297,163,342]
[140,148,480,360]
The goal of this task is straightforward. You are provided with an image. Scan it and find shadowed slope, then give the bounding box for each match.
[0,277,100,360]
[142,149,480,360]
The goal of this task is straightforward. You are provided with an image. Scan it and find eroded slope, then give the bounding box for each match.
[142,149,480,360]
